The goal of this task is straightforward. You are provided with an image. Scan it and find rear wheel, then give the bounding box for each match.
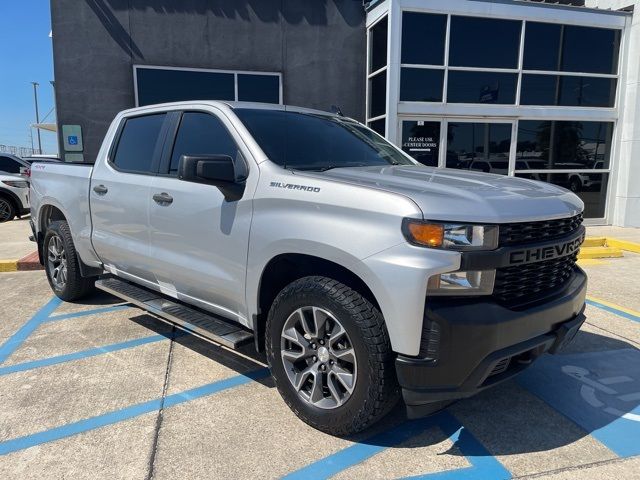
[44,221,95,301]
[266,276,399,435]
[0,196,15,223]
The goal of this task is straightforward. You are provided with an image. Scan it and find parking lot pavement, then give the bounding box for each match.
[0,259,639,479]
[0,217,34,260]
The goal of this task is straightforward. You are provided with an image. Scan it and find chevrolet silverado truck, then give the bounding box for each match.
[29,101,587,435]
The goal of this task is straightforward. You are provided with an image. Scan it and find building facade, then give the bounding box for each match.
[51,0,640,225]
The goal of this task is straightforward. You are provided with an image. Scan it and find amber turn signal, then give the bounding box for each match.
[405,222,444,248]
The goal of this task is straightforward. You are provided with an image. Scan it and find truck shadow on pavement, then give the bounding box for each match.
[79,288,640,459]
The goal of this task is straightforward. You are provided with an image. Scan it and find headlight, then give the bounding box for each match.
[2,180,29,188]
[403,220,498,250]
[427,270,495,296]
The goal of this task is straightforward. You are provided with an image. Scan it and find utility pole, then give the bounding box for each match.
[31,82,42,153]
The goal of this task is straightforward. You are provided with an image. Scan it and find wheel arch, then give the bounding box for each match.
[252,252,381,352]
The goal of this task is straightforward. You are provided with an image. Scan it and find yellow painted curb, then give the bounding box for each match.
[583,237,606,248]
[606,238,640,254]
[578,246,623,259]
[577,258,607,266]
[0,260,18,272]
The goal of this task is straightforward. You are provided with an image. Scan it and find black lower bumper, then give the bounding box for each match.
[397,268,587,418]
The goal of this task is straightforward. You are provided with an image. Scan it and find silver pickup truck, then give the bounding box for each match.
[29,101,587,435]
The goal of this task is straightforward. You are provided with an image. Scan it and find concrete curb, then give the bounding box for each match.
[0,251,43,272]
[579,236,640,259]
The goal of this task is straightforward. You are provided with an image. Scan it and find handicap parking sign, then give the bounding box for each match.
[68,135,78,145]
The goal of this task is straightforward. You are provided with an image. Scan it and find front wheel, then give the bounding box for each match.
[44,221,95,301]
[266,276,399,435]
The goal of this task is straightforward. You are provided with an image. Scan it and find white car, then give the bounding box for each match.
[0,173,30,222]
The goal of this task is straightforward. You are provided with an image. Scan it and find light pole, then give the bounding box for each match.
[31,82,42,153]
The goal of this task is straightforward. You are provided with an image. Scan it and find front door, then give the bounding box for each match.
[147,109,253,324]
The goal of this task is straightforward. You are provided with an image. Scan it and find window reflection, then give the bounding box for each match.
[401,12,447,65]
[517,173,608,217]
[447,71,517,104]
[370,16,388,73]
[449,16,521,69]
[445,123,512,174]
[400,68,444,102]
[524,22,620,75]
[516,120,613,170]
[520,75,617,108]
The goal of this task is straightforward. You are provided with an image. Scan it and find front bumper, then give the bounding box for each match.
[396,268,587,418]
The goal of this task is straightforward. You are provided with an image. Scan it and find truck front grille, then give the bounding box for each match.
[493,253,578,303]
[499,213,583,246]
[492,214,583,304]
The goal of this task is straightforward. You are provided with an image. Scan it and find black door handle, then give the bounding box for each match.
[153,192,173,205]
[93,184,108,195]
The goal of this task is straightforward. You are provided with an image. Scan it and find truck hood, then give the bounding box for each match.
[298,165,583,223]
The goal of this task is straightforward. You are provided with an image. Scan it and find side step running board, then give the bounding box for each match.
[95,277,254,349]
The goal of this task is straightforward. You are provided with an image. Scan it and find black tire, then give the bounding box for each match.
[44,220,95,301]
[569,177,582,193]
[0,196,16,223]
[266,276,400,436]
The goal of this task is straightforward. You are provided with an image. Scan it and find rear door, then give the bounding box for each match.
[90,112,169,284]
[147,109,254,323]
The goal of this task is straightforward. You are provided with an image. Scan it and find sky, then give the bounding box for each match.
[0,1,57,155]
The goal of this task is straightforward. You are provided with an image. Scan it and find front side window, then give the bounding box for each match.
[112,114,166,173]
[169,112,239,175]
[235,109,414,170]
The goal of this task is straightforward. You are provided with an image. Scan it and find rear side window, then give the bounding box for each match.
[0,156,22,174]
[169,112,239,175]
[112,114,166,173]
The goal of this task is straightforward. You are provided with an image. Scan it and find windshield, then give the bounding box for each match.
[235,109,415,170]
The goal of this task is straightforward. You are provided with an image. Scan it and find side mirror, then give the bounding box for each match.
[178,154,237,186]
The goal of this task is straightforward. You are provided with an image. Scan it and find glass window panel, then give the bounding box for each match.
[523,22,562,71]
[237,74,280,104]
[449,16,521,69]
[400,68,444,102]
[368,118,386,137]
[401,12,447,65]
[517,172,608,218]
[136,68,234,106]
[370,16,388,73]
[520,75,617,108]
[447,71,517,104]
[112,114,166,173]
[446,123,512,173]
[369,71,387,118]
[401,121,441,166]
[524,22,620,74]
[169,112,239,175]
[561,25,620,74]
[516,120,613,170]
[0,156,21,174]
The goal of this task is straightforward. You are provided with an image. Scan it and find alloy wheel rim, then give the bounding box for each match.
[47,235,67,290]
[280,306,357,409]
[0,199,10,221]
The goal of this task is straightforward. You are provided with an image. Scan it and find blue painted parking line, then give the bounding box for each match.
[283,411,510,480]
[45,303,132,322]
[0,368,270,455]
[586,297,640,324]
[0,334,169,376]
[518,348,640,458]
[0,296,62,364]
